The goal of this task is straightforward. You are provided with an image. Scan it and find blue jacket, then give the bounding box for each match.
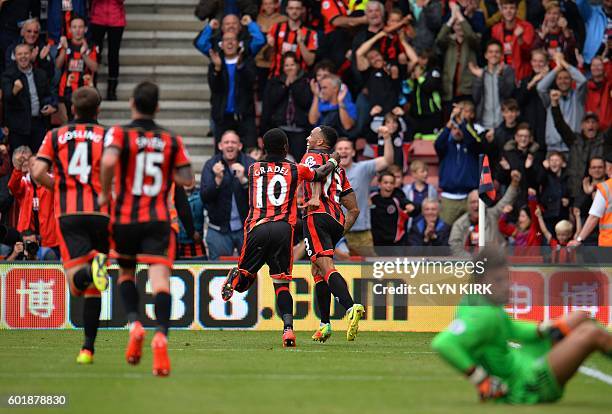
[200,152,255,233]
[179,189,205,244]
[434,123,480,195]
[577,0,606,64]
[47,0,88,43]
[193,21,265,57]
[407,216,450,247]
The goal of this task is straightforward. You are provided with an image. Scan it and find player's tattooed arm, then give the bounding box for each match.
[174,165,195,187]
[31,159,54,189]
[340,191,359,234]
[312,152,341,181]
[99,147,120,206]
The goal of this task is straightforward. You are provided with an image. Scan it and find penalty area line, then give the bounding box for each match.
[579,366,612,385]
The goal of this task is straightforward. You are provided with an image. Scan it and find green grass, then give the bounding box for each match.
[0,331,610,414]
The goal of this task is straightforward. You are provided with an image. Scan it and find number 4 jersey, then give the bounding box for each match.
[104,119,191,225]
[37,122,109,217]
[244,157,320,233]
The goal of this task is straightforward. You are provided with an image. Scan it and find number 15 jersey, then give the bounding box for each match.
[104,119,191,225]
[37,122,109,218]
[245,158,318,233]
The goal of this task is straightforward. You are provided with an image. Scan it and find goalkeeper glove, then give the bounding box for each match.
[538,319,571,343]
[467,366,508,401]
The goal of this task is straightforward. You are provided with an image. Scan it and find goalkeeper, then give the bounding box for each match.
[432,248,612,404]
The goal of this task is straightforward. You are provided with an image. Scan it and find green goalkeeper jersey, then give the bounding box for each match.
[432,295,545,383]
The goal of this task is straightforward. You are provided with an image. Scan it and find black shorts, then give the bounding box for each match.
[238,221,294,281]
[112,221,175,268]
[303,213,344,262]
[58,214,110,269]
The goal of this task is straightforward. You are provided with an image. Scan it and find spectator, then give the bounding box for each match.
[498,190,543,250]
[480,0,526,28]
[405,48,443,140]
[89,0,127,101]
[56,17,98,120]
[2,44,56,153]
[455,0,486,35]
[482,98,520,178]
[5,18,54,81]
[0,0,40,73]
[498,123,543,208]
[335,129,393,255]
[267,0,317,78]
[5,229,57,261]
[576,0,612,65]
[490,0,534,81]
[374,112,407,168]
[47,0,88,44]
[261,51,313,162]
[434,105,481,225]
[370,170,417,254]
[407,197,450,248]
[516,48,549,149]
[200,131,254,260]
[435,4,480,109]
[7,146,58,250]
[402,160,438,209]
[317,0,367,69]
[194,13,265,58]
[449,170,521,256]
[208,31,257,149]
[537,53,587,153]
[535,151,570,234]
[254,0,287,95]
[534,208,578,263]
[178,183,206,259]
[533,1,577,65]
[573,156,606,246]
[585,56,611,131]
[550,89,604,200]
[194,0,258,22]
[470,39,515,130]
[308,74,357,137]
[409,0,442,54]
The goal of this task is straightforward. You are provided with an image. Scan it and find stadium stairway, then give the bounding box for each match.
[97,0,212,183]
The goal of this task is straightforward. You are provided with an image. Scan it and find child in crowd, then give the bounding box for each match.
[370,170,418,255]
[535,207,580,263]
[178,183,207,259]
[402,160,438,209]
[498,189,542,254]
[247,147,263,161]
[483,99,520,177]
[374,112,408,170]
[535,151,570,234]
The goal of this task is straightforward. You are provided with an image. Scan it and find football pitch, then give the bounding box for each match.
[1,331,611,414]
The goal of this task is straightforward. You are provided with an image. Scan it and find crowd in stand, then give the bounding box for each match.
[0,0,610,263]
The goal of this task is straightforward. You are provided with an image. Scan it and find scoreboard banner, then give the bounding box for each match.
[1,262,611,330]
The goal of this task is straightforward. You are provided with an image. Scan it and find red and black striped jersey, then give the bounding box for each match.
[268,22,318,77]
[244,158,317,233]
[320,0,348,34]
[37,122,109,218]
[301,150,352,225]
[104,119,191,225]
[58,41,98,98]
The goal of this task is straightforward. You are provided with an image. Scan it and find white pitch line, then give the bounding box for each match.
[579,366,612,385]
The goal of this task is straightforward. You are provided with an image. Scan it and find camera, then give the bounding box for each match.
[24,240,39,259]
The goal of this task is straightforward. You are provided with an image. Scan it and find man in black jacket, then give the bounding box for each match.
[1,44,56,153]
[0,0,40,73]
[200,131,255,260]
[208,31,257,149]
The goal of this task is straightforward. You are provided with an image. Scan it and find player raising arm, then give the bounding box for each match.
[301,126,363,343]
[432,248,612,404]
[32,87,110,365]
[221,128,340,347]
[99,81,194,377]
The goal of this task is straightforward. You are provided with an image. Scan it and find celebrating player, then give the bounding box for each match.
[432,248,612,404]
[300,126,363,343]
[32,87,110,365]
[221,127,340,347]
[99,81,194,377]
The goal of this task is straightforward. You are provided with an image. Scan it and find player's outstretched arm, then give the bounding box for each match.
[312,152,340,182]
[340,191,359,234]
[174,165,195,187]
[31,159,54,189]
